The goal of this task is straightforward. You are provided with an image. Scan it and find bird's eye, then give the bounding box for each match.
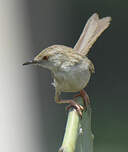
[43,56,48,60]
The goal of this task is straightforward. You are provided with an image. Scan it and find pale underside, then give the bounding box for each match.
[53,56,91,93]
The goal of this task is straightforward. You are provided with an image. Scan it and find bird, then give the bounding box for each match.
[23,13,111,117]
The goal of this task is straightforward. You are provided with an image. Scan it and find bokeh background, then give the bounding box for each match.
[0,0,128,152]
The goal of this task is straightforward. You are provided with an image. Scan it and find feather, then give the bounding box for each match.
[74,13,111,56]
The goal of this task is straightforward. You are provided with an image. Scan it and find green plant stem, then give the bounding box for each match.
[59,107,80,152]
[58,97,94,152]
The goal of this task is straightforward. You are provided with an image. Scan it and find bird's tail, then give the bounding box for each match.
[74,13,111,56]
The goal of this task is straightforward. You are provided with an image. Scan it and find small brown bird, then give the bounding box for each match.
[23,13,111,117]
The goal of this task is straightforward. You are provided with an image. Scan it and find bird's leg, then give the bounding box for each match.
[74,89,90,108]
[55,91,84,117]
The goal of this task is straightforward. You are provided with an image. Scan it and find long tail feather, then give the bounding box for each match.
[74,13,111,56]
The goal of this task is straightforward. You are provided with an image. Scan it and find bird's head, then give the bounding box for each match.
[23,45,73,71]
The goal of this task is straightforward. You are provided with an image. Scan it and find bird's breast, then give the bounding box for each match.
[53,63,91,92]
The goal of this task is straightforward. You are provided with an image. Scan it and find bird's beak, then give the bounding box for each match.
[23,60,38,66]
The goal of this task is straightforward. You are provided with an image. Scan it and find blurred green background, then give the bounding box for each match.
[1,0,128,152]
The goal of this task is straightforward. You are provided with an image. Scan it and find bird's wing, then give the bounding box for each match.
[74,13,111,56]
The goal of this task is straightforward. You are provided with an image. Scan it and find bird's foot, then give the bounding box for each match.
[66,100,84,118]
[56,99,84,118]
[74,89,90,109]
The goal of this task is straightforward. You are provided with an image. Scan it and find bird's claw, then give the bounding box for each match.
[66,102,84,118]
